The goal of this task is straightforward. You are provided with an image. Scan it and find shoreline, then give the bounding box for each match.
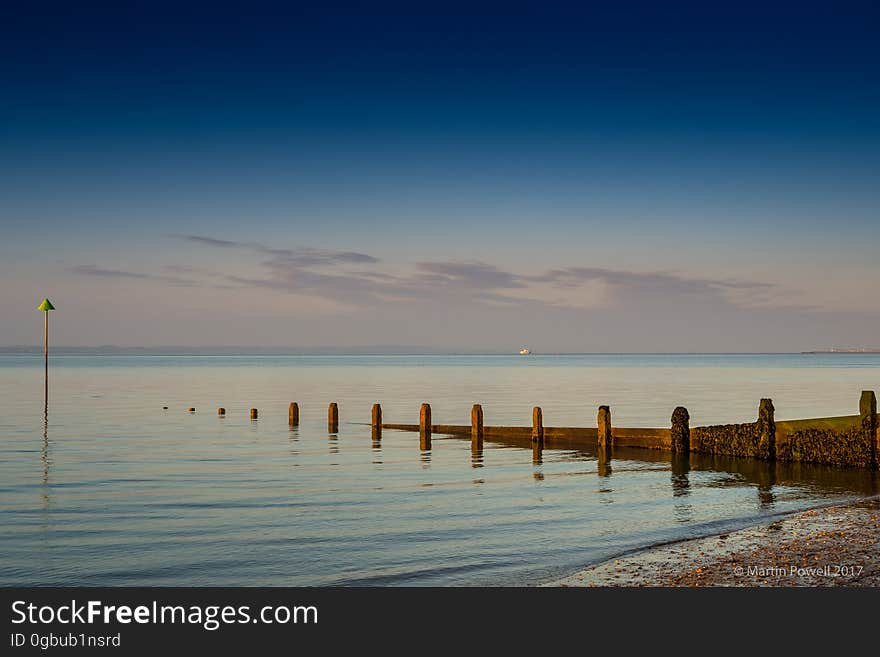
[548,496,880,587]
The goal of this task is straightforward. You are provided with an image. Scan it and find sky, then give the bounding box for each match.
[1,1,879,351]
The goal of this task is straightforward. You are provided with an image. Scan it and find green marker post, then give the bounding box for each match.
[38,298,55,407]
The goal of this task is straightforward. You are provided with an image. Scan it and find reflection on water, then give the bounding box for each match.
[758,467,776,508]
[40,408,50,509]
[670,454,691,523]
[1,352,879,586]
[670,454,689,496]
[597,447,612,478]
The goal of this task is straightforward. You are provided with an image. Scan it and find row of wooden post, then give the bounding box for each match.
[192,392,878,467]
[225,400,618,452]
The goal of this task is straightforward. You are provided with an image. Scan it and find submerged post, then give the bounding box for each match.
[250,408,258,420]
[671,406,690,453]
[757,398,775,460]
[218,407,226,417]
[860,391,877,467]
[419,403,432,449]
[532,406,543,445]
[288,402,299,426]
[597,405,612,448]
[371,403,382,439]
[471,404,484,450]
[328,402,339,432]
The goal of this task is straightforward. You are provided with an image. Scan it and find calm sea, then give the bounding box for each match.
[1,353,878,586]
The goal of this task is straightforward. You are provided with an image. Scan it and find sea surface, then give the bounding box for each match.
[1,353,878,586]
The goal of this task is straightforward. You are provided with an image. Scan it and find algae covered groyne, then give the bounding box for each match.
[377,390,879,470]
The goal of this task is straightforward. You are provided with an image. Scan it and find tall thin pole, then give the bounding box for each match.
[44,309,49,408]
[38,298,54,414]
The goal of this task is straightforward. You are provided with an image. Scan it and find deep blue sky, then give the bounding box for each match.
[2,1,879,349]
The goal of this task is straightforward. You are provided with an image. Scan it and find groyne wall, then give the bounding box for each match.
[378,390,878,470]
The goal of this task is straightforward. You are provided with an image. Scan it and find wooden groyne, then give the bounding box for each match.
[377,390,879,470]
[193,390,879,470]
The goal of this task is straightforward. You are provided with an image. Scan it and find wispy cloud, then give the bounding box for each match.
[169,234,244,248]
[69,265,196,286]
[519,267,780,307]
[70,265,154,279]
[170,233,379,267]
[414,261,525,289]
[72,235,795,316]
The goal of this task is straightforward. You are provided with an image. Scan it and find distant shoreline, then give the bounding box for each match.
[802,350,880,354]
[3,347,880,356]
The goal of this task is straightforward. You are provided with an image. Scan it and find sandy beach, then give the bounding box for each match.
[551,496,880,587]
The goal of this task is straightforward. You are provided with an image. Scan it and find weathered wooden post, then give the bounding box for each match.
[288,402,299,426]
[860,390,877,420]
[597,405,612,448]
[250,408,258,420]
[188,407,196,413]
[371,403,382,439]
[860,390,877,467]
[218,407,226,417]
[419,403,432,449]
[328,402,339,432]
[757,398,775,460]
[471,404,484,451]
[671,406,690,453]
[532,406,543,445]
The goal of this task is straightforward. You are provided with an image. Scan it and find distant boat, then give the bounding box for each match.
[519,348,531,355]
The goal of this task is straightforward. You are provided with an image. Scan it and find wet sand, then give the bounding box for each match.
[551,497,880,587]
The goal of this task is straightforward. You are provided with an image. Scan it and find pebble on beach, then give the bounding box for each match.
[551,499,880,588]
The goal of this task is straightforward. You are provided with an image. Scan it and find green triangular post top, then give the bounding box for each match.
[38,298,55,312]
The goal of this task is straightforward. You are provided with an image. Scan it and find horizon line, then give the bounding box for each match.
[2,345,878,356]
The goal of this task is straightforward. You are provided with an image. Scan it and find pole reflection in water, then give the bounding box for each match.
[532,443,544,480]
[597,446,612,478]
[41,405,50,489]
[597,447,613,500]
[670,453,692,523]
[532,443,542,465]
[670,454,690,496]
[470,448,484,469]
[757,463,776,509]
[287,426,299,456]
[40,385,53,516]
[328,434,339,455]
[371,440,382,465]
